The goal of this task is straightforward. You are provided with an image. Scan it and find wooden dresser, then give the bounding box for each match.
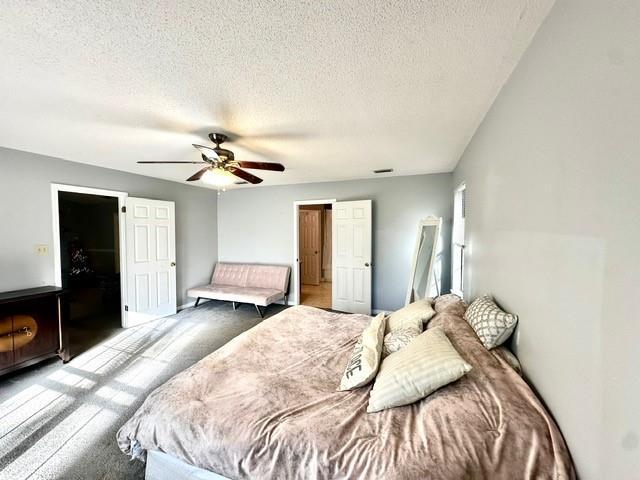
[0,286,69,376]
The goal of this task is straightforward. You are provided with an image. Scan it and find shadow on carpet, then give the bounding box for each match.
[0,301,287,480]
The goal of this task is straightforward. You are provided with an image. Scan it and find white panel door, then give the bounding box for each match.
[125,197,176,326]
[332,200,372,314]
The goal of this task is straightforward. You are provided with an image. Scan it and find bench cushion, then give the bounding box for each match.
[211,263,290,292]
[188,263,291,307]
[187,285,284,306]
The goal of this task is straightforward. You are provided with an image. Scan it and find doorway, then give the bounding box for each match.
[59,192,121,355]
[53,187,126,357]
[296,203,333,308]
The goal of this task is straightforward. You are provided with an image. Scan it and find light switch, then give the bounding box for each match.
[35,244,49,256]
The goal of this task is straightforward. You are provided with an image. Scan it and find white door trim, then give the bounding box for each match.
[292,199,336,305]
[51,183,129,327]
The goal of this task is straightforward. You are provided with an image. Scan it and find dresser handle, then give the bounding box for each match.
[0,327,32,339]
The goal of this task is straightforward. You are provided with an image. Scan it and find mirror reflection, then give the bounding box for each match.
[406,218,442,304]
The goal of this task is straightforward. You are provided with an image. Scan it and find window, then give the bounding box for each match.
[451,183,466,297]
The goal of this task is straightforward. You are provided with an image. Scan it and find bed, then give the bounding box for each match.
[117,297,575,479]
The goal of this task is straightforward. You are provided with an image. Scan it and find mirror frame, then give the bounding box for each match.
[405,216,442,305]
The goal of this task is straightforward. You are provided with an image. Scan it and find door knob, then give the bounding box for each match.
[365,262,370,267]
[171,262,176,267]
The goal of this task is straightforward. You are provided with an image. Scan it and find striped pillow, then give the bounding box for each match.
[338,313,386,391]
[367,326,471,412]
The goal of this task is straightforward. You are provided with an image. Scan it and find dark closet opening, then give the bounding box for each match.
[58,192,121,357]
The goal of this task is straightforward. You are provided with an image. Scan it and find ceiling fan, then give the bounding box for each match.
[137,133,285,187]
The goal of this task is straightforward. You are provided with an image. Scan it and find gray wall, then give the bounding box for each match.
[217,174,453,311]
[0,147,218,306]
[453,1,640,478]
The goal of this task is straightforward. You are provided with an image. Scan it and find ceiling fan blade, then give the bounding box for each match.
[193,144,220,160]
[137,161,207,164]
[186,167,211,182]
[236,161,285,172]
[228,167,263,184]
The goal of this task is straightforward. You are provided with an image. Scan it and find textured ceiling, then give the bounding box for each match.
[0,0,554,188]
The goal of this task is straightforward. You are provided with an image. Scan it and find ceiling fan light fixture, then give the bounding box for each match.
[200,167,236,187]
[138,132,285,186]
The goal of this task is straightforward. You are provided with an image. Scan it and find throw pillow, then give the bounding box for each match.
[382,327,419,357]
[464,295,518,349]
[386,298,435,335]
[367,326,472,412]
[338,313,386,391]
[433,293,467,316]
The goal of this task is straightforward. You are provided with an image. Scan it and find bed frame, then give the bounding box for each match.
[146,450,229,480]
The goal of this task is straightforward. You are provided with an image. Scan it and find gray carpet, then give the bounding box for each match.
[0,301,287,480]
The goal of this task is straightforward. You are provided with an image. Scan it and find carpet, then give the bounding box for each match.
[0,300,287,480]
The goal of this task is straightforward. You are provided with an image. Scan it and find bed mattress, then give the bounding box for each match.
[117,300,575,479]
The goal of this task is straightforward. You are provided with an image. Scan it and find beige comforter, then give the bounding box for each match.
[117,298,575,479]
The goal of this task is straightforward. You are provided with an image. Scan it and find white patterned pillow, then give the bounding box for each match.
[338,313,386,391]
[368,326,472,412]
[464,295,518,350]
[382,328,419,357]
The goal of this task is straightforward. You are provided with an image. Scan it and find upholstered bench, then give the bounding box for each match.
[187,263,291,317]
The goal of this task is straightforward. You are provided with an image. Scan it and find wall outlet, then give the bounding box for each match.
[35,244,49,256]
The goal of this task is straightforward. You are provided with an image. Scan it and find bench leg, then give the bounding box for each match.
[232,301,237,311]
[255,304,265,318]
[194,297,201,308]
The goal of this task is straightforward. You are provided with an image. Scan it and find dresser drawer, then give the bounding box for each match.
[0,286,67,376]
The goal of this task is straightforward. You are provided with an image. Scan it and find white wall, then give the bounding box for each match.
[217,174,453,311]
[453,1,640,478]
[0,147,218,306]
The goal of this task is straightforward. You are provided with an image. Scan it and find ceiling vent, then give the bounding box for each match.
[373,168,394,174]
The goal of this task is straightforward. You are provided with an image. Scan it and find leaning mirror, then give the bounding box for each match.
[406,217,442,305]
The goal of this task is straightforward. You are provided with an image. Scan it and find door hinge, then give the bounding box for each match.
[124,305,128,312]
[121,206,126,213]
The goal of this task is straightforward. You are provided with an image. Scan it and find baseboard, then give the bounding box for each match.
[178,299,211,311]
[178,301,195,311]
